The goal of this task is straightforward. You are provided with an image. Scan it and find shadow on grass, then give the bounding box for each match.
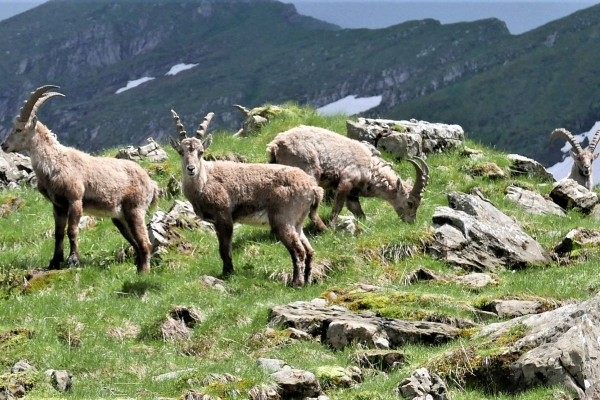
[118,279,161,297]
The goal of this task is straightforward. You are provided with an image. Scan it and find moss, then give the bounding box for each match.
[392,124,406,133]
[315,365,347,388]
[0,328,33,351]
[496,322,529,346]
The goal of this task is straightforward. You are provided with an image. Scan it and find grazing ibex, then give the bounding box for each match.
[267,125,429,226]
[169,110,324,286]
[550,128,600,190]
[1,85,159,272]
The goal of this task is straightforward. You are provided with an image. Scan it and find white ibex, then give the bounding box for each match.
[1,85,159,272]
[169,110,324,286]
[267,125,429,226]
[550,127,600,190]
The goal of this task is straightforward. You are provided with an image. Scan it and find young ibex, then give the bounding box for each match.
[1,85,159,272]
[169,110,324,286]
[549,128,600,190]
[267,125,429,226]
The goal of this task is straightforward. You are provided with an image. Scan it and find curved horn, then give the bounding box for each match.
[232,104,250,117]
[28,92,65,124]
[549,128,583,153]
[19,85,59,121]
[407,157,429,198]
[196,112,214,139]
[589,129,600,153]
[171,109,187,140]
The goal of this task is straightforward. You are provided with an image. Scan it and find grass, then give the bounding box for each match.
[0,105,591,399]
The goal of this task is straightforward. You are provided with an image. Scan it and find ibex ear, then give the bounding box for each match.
[169,136,183,155]
[397,178,407,194]
[594,153,600,161]
[202,134,213,151]
[569,150,577,159]
[26,116,37,129]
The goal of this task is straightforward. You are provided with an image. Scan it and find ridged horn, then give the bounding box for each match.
[232,104,250,117]
[196,112,214,139]
[171,109,187,140]
[589,129,600,153]
[407,157,429,198]
[549,128,583,154]
[19,85,59,122]
[28,92,65,124]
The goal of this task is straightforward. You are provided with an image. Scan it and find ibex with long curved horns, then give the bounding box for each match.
[550,128,600,190]
[169,110,324,286]
[267,125,430,226]
[1,85,159,272]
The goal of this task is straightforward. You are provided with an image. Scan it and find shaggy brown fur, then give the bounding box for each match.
[1,86,159,272]
[267,125,429,226]
[170,111,323,286]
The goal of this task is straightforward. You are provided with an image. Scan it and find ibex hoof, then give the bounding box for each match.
[66,255,79,268]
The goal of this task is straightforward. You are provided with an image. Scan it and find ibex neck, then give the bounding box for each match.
[368,158,399,199]
[29,124,63,176]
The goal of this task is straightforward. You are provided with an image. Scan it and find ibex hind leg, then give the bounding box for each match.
[48,204,68,269]
[298,228,314,285]
[112,218,141,266]
[65,200,83,267]
[273,223,306,287]
[122,210,152,273]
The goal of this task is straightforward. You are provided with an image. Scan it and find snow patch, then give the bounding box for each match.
[317,95,382,116]
[115,77,155,94]
[166,63,199,76]
[547,121,600,186]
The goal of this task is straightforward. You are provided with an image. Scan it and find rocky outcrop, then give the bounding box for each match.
[268,300,459,350]
[0,149,35,189]
[427,191,551,272]
[115,137,167,162]
[507,154,555,182]
[398,368,449,400]
[554,228,600,257]
[550,179,599,213]
[504,184,565,216]
[346,118,463,159]
[477,293,600,399]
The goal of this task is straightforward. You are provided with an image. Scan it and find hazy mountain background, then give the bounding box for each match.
[1,0,600,166]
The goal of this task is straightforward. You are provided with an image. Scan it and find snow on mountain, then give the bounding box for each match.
[165,63,199,76]
[317,95,382,116]
[115,77,155,94]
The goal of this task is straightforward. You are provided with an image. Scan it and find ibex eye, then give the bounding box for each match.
[15,129,22,133]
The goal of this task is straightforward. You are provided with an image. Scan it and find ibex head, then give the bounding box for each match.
[169,110,214,177]
[1,85,64,153]
[550,128,600,177]
[394,157,430,223]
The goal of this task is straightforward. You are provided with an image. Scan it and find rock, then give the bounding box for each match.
[286,327,313,341]
[12,360,35,373]
[77,215,96,230]
[268,301,459,351]
[315,366,361,389]
[505,185,565,216]
[427,191,551,272]
[153,368,196,381]
[257,358,288,373]
[554,228,600,256]
[353,349,406,371]
[199,275,226,292]
[398,368,449,400]
[507,154,555,182]
[451,273,499,289]
[0,147,35,189]
[346,118,463,158]
[115,137,168,162]
[476,293,600,398]
[232,104,281,136]
[468,162,506,179]
[44,369,73,392]
[248,383,280,400]
[490,300,544,318]
[334,215,359,235]
[168,305,205,328]
[462,146,484,159]
[182,390,218,400]
[270,368,321,399]
[0,197,24,217]
[550,179,598,213]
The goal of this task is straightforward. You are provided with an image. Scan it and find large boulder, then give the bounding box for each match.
[504,185,565,216]
[476,293,600,399]
[0,148,35,189]
[268,300,459,350]
[427,191,552,272]
[550,179,598,213]
[507,154,555,182]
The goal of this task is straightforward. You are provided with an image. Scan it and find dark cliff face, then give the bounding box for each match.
[1,0,597,165]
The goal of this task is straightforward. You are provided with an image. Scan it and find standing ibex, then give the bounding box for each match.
[169,110,324,286]
[549,128,600,190]
[267,125,429,226]
[1,85,159,272]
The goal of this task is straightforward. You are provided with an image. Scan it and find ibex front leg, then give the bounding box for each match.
[49,204,68,269]
[215,216,235,277]
[65,199,82,267]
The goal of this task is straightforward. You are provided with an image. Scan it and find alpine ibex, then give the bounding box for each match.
[267,125,429,226]
[169,110,324,286]
[550,128,600,190]
[1,85,159,272]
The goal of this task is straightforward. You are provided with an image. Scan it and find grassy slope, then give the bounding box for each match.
[0,106,593,399]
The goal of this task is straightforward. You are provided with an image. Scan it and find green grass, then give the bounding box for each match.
[0,106,592,399]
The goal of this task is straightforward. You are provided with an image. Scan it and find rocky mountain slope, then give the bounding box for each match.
[1,0,600,165]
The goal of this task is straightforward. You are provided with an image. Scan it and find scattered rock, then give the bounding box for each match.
[257,358,288,373]
[115,137,168,162]
[353,349,406,371]
[468,162,505,179]
[269,301,459,350]
[199,275,226,292]
[232,104,281,136]
[554,228,600,257]
[270,368,321,399]
[315,366,361,389]
[550,179,598,213]
[44,369,73,392]
[335,215,359,235]
[398,367,449,400]
[427,191,551,272]
[462,146,484,159]
[182,390,218,400]
[505,185,565,216]
[0,148,35,189]
[0,197,24,217]
[490,299,545,318]
[248,383,281,400]
[77,215,96,230]
[507,154,555,182]
[11,360,35,374]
